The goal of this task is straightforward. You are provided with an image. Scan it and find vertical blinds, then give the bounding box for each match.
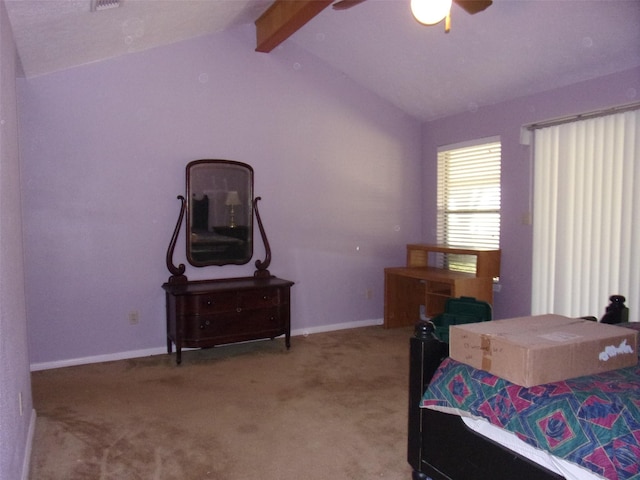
[437,139,502,273]
[531,108,639,318]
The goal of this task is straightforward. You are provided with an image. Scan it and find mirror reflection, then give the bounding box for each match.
[186,160,253,266]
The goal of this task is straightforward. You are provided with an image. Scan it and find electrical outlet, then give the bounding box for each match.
[365,288,373,300]
[128,311,139,325]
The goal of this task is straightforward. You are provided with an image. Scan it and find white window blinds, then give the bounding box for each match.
[531,108,639,319]
[437,138,502,273]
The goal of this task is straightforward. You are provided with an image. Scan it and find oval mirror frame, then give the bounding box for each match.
[186,160,254,267]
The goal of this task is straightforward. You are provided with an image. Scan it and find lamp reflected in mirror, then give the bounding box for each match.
[225,190,242,228]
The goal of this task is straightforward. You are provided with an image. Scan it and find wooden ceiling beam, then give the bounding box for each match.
[255,0,333,53]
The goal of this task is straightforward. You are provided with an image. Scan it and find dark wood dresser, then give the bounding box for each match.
[162,276,294,364]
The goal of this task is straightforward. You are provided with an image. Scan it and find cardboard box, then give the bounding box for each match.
[449,314,638,387]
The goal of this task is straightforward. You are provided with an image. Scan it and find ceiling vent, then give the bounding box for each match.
[90,0,121,12]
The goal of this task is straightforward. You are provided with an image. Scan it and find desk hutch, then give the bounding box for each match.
[384,244,500,328]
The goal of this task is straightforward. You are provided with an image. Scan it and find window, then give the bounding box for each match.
[437,138,502,274]
[531,107,639,318]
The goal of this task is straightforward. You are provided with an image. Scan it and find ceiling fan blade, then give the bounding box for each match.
[453,0,492,15]
[332,0,367,10]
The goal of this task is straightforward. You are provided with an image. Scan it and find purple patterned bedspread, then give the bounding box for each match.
[421,357,640,480]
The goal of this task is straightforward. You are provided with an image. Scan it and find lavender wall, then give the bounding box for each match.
[17,14,639,368]
[18,25,422,366]
[422,67,640,320]
[0,1,34,478]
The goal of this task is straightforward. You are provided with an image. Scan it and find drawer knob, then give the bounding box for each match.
[236,307,242,313]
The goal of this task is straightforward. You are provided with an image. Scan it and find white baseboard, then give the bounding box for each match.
[30,318,384,371]
[21,409,36,480]
[30,347,166,371]
[291,317,383,337]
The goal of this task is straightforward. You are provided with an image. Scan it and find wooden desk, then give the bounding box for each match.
[384,245,500,328]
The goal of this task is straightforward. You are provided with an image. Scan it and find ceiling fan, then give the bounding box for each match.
[255,0,492,53]
[333,0,492,32]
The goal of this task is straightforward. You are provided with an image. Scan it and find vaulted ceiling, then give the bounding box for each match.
[5,0,640,121]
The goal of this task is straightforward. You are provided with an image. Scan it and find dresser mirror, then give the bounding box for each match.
[163,160,292,363]
[186,160,254,266]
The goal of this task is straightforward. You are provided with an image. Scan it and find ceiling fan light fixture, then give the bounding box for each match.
[411,0,452,25]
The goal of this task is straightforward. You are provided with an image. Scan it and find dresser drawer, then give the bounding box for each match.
[181,291,237,315]
[238,287,284,310]
[183,307,283,342]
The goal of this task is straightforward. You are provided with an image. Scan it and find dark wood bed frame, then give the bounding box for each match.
[407,320,566,480]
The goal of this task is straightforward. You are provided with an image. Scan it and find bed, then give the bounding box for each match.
[407,320,640,480]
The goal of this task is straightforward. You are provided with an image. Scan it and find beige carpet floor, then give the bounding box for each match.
[29,326,415,480]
